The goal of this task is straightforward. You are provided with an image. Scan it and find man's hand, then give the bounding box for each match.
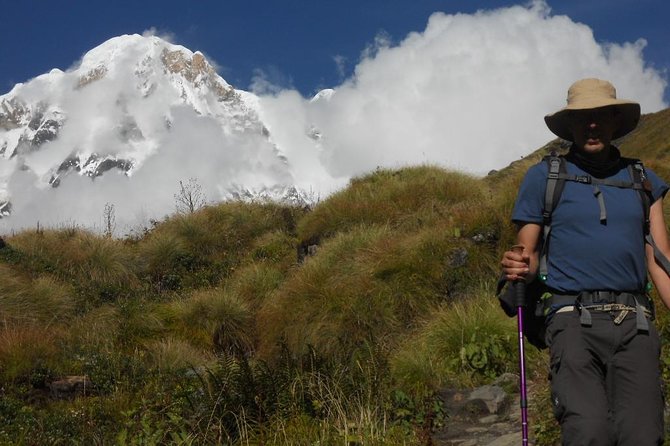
[501,245,530,282]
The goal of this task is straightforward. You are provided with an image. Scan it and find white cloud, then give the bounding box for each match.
[258,0,667,179]
[142,27,176,43]
[360,30,393,61]
[332,55,347,79]
[250,67,294,96]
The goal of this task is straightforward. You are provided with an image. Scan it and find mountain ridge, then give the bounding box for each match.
[0,34,310,226]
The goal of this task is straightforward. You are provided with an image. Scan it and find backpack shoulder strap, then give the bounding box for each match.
[543,153,566,218]
[539,152,566,281]
[626,159,670,275]
[625,158,651,232]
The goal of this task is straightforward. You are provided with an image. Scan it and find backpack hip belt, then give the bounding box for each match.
[546,290,653,331]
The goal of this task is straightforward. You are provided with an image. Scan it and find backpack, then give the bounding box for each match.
[497,152,670,350]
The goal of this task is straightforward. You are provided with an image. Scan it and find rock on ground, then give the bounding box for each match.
[432,374,532,446]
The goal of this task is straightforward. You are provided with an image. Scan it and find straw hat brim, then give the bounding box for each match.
[544,101,640,141]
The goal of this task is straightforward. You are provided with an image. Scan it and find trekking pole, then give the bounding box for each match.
[511,244,529,445]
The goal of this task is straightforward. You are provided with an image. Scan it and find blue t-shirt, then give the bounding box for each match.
[512,158,669,293]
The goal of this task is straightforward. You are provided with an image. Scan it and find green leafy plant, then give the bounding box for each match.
[456,330,514,380]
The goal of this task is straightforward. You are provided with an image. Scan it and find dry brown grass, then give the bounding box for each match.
[0,323,65,383]
[0,264,77,325]
[8,228,138,294]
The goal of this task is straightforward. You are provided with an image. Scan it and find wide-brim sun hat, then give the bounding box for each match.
[544,78,641,141]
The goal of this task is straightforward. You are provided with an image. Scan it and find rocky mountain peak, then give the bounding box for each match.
[77,65,108,88]
[0,98,28,131]
[0,34,296,225]
[160,48,235,101]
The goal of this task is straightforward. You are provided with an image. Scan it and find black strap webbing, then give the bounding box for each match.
[647,234,670,275]
[629,161,670,275]
[539,153,565,279]
[593,184,606,223]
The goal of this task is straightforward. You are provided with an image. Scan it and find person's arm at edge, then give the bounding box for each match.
[646,198,670,309]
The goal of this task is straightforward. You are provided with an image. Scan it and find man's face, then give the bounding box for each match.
[566,107,621,154]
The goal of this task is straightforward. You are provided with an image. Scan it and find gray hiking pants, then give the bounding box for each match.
[546,310,664,446]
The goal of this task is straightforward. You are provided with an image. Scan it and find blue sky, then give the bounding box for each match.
[1,0,669,231]
[1,0,668,100]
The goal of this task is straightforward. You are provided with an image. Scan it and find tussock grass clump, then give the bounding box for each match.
[0,265,76,324]
[297,165,484,243]
[137,202,304,290]
[145,337,214,373]
[373,222,498,304]
[181,341,419,446]
[0,324,65,384]
[7,276,76,324]
[239,374,415,445]
[69,233,137,287]
[162,288,254,353]
[155,201,303,255]
[7,228,138,301]
[226,263,285,309]
[64,299,164,354]
[257,225,399,361]
[249,229,297,269]
[136,230,190,291]
[115,298,166,347]
[257,222,493,363]
[66,305,121,350]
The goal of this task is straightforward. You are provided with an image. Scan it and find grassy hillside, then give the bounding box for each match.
[0,108,668,444]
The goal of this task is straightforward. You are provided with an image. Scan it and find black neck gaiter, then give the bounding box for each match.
[565,145,622,178]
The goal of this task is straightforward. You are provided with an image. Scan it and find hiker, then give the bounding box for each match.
[500,78,670,445]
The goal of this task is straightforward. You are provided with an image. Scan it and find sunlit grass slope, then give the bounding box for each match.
[0,108,667,444]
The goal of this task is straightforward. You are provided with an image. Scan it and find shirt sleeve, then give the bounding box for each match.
[511,163,546,225]
[645,168,669,202]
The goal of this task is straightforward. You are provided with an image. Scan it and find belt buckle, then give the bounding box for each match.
[594,290,614,303]
[590,290,603,303]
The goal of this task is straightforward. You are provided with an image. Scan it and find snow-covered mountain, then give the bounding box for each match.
[0,34,309,223]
